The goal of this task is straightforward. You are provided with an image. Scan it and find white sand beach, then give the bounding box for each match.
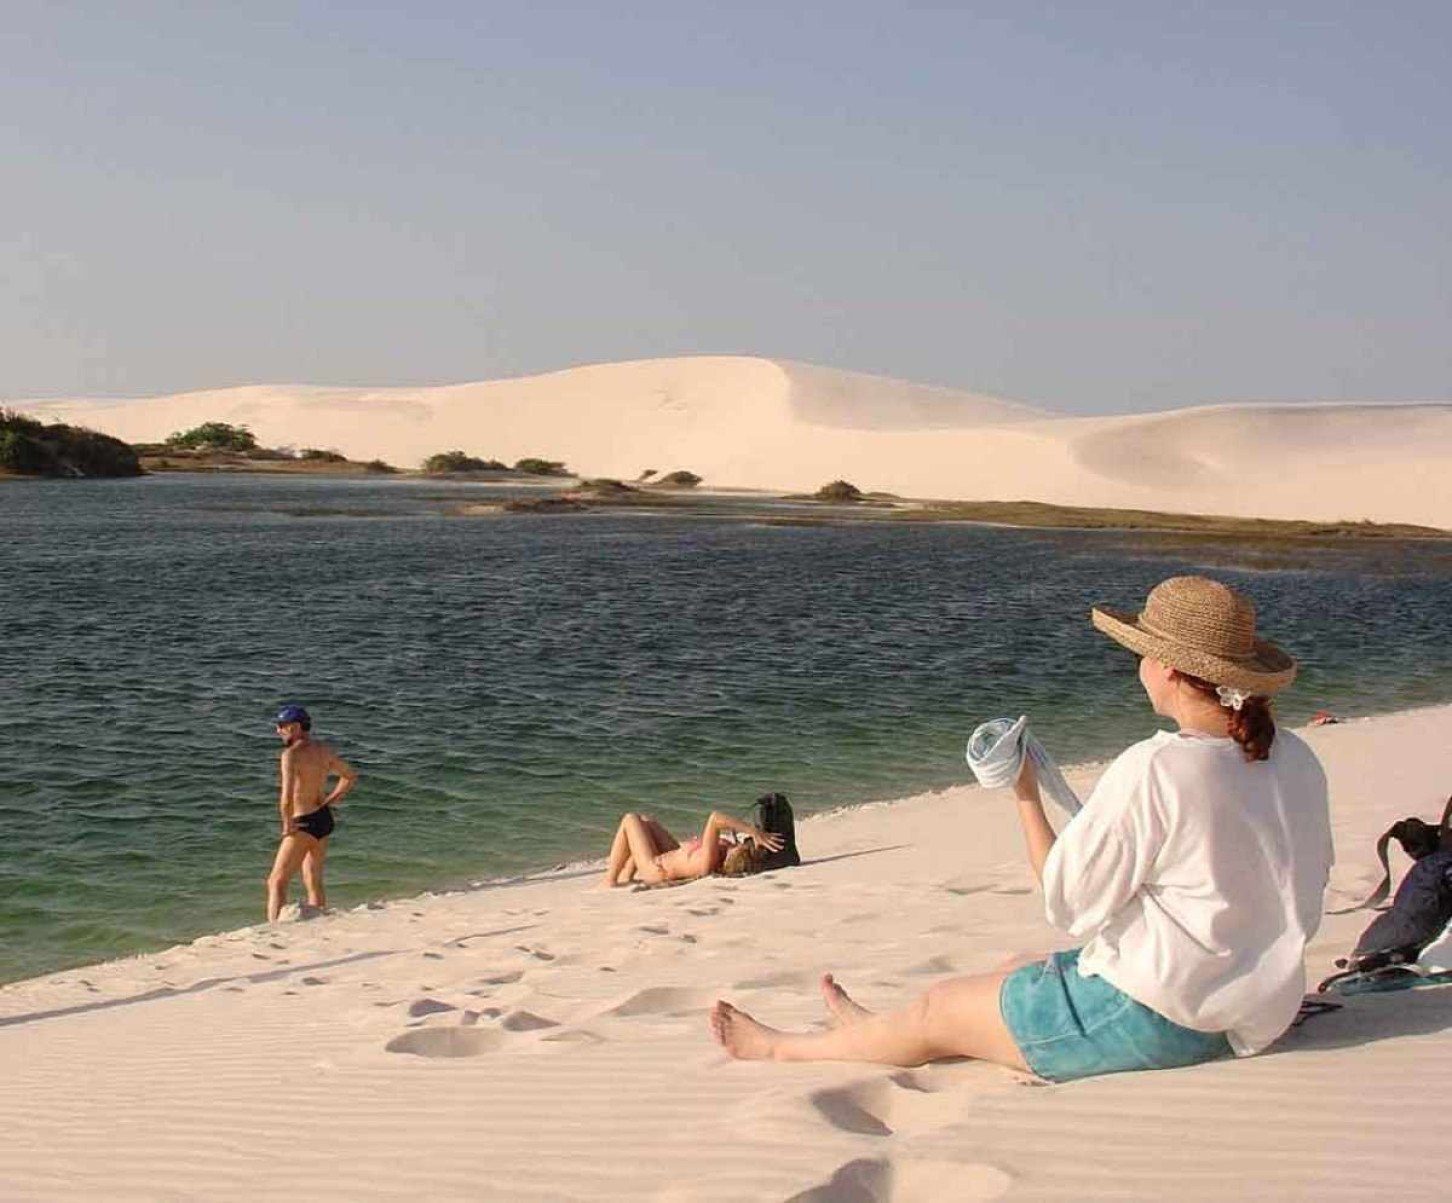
[4,705,1450,1201]
[23,356,1452,528]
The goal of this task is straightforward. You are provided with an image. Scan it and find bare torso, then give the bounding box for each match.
[281,738,348,819]
[654,839,727,881]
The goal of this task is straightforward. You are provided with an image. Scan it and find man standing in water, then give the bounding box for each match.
[267,705,358,922]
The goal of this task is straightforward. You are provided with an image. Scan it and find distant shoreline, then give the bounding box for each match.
[455,483,1452,542]
[16,459,1447,541]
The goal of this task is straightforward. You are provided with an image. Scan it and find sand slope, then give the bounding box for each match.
[4,707,1452,1201]
[20,356,1452,527]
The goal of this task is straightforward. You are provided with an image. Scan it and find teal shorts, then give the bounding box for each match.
[999,949,1233,1083]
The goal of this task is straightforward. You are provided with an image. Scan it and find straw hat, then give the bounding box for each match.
[1091,576,1296,696]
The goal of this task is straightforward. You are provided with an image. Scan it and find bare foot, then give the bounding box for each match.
[819,973,872,1026]
[709,1000,780,1061]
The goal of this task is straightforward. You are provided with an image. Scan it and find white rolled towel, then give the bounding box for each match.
[966,716,1082,818]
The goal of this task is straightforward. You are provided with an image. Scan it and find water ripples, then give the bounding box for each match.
[4,474,1452,980]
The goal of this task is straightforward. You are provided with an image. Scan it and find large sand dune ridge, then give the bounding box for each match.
[21,356,1452,527]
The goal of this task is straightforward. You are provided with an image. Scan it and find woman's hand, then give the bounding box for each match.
[754,829,785,853]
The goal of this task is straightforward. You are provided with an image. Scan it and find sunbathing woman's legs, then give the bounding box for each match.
[710,971,1028,1071]
[603,813,671,887]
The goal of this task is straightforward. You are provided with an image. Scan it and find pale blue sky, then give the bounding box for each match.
[4,2,1449,412]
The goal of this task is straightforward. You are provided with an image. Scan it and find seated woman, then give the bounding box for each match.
[710,576,1333,1083]
[602,810,784,887]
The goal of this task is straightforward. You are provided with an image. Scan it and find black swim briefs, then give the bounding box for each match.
[293,805,335,840]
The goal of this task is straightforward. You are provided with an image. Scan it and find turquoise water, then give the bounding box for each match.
[3,474,1451,982]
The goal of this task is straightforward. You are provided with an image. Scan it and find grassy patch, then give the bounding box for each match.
[905,499,1450,540]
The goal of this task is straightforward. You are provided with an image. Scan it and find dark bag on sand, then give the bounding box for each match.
[751,792,801,871]
[1318,797,1452,992]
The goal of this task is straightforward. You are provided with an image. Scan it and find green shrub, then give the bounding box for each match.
[814,479,863,503]
[423,450,506,473]
[165,421,258,452]
[575,478,637,496]
[299,448,347,462]
[363,459,398,474]
[0,409,141,477]
[513,457,569,476]
[658,470,701,488]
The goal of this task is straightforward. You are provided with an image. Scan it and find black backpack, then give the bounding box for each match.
[1318,797,1452,991]
[751,792,801,871]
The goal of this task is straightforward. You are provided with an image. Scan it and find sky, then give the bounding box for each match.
[3,2,1450,413]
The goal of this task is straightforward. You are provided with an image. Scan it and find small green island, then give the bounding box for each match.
[135,422,398,475]
[0,409,142,479]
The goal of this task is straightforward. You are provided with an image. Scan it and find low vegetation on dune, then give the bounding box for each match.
[513,457,570,476]
[656,470,702,488]
[422,451,574,477]
[164,421,259,452]
[813,479,864,502]
[131,423,371,472]
[908,499,1452,540]
[423,450,508,473]
[0,409,142,478]
[572,477,638,496]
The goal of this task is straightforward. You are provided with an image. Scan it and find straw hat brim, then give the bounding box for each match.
[1091,604,1297,695]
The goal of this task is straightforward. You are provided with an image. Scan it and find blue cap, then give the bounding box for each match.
[274,704,311,730]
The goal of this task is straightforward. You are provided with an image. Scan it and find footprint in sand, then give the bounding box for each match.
[541,1028,604,1047]
[515,945,555,962]
[942,883,996,897]
[408,998,458,1018]
[600,986,712,1018]
[903,955,960,977]
[477,970,524,986]
[500,1010,560,1032]
[807,1070,983,1139]
[637,924,671,936]
[734,968,817,991]
[787,1156,1013,1202]
[385,1028,506,1058]
[300,976,328,986]
[422,951,445,960]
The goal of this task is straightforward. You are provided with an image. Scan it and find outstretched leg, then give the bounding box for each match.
[711,971,1028,1071]
[266,834,316,922]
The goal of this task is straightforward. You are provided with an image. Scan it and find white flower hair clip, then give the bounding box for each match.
[1216,684,1251,711]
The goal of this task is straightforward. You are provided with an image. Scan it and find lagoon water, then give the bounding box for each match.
[3,474,1451,983]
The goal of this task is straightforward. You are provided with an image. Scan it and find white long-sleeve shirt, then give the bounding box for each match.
[1040,728,1332,1055]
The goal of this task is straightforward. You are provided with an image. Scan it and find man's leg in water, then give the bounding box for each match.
[266,834,314,922]
[302,838,328,909]
[711,972,1028,1071]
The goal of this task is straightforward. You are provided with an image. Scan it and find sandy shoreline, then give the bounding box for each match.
[5,705,1452,1200]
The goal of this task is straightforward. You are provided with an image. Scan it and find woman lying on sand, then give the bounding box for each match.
[602,810,784,887]
[711,576,1333,1083]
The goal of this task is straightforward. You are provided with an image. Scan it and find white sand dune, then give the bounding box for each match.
[20,356,1452,527]
[4,707,1451,1201]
